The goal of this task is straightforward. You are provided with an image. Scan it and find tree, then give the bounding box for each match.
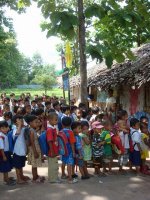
[78,0,88,104]
[86,0,150,67]
[32,65,57,94]
[5,0,150,102]
[35,0,149,103]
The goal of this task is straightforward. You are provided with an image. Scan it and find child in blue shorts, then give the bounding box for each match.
[61,117,77,184]
[71,121,90,180]
[0,121,15,185]
[130,118,142,175]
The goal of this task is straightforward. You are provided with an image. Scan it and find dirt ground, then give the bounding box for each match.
[0,161,150,200]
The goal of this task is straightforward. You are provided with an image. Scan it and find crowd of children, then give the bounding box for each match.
[0,92,150,186]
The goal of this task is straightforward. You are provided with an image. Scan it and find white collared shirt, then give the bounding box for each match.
[0,132,9,151]
[13,127,27,156]
[119,131,130,149]
[130,128,142,151]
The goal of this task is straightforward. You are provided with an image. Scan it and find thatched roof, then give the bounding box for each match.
[70,43,150,89]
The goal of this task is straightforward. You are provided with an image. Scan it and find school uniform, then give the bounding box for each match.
[129,128,142,166]
[0,132,12,173]
[12,127,27,169]
[46,125,59,182]
[61,128,76,166]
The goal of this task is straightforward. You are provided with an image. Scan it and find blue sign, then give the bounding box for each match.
[63,73,69,91]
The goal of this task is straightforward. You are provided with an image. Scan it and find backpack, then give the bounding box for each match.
[111,135,124,155]
[7,130,18,154]
[129,131,137,152]
[38,131,49,156]
[0,136,4,157]
[58,130,69,156]
[24,127,31,146]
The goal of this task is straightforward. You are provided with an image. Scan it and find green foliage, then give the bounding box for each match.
[32,65,57,94]
[36,0,150,68]
[86,0,150,65]
[1,88,63,98]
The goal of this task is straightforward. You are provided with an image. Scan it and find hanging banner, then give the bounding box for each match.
[65,41,72,68]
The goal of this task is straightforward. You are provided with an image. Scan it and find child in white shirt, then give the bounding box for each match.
[12,115,30,184]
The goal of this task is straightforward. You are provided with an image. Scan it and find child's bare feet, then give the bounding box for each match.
[22,175,31,181]
[17,180,28,185]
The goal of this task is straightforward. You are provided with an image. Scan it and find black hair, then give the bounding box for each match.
[130,118,139,127]
[95,113,104,121]
[13,106,19,114]
[37,97,43,102]
[53,101,60,108]
[81,121,89,128]
[31,100,37,104]
[24,115,37,124]
[71,121,81,130]
[10,93,15,97]
[47,112,58,120]
[117,110,128,121]
[45,101,51,107]
[24,98,30,102]
[70,106,77,112]
[35,108,44,116]
[4,97,10,101]
[81,110,88,119]
[61,105,70,113]
[140,122,148,131]
[78,103,86,109]
[49,108,55,112]
[0,120,9,128]
[61,116,72,127]
[140,116,148,122]
[12,115,23,123]
[91,106,99,114]
[12,99,18,103]
[3,112,12,119]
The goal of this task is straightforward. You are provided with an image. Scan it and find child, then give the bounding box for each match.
[31,100,37,112]
[70,106,78,122]
[100,120,113,174]
[61,116,77,184]
[129,118,142,175]
[140,122,150,174]
[92,121,105,176]
[117,121,130,173]
[3,104,10,113]
[80,121,92,176]
[90,107,100,124]
[0,121,15,185]
[46,112,60,183]
[3,112,13,129]
[12,115,29,184]
[45,101,52,117]
[114,110,130,173]
[71,121,90,179]
[26,115,43,183]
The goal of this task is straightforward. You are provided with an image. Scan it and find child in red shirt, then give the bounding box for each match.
[46,112,60,183]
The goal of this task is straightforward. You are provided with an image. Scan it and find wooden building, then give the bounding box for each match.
[70,43,150,114]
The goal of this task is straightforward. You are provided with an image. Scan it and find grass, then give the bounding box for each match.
[0,88,65,99]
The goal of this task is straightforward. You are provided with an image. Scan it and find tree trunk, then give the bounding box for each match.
[77,0,88,105]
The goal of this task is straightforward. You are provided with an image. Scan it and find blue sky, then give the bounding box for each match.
[6,2,62,69]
